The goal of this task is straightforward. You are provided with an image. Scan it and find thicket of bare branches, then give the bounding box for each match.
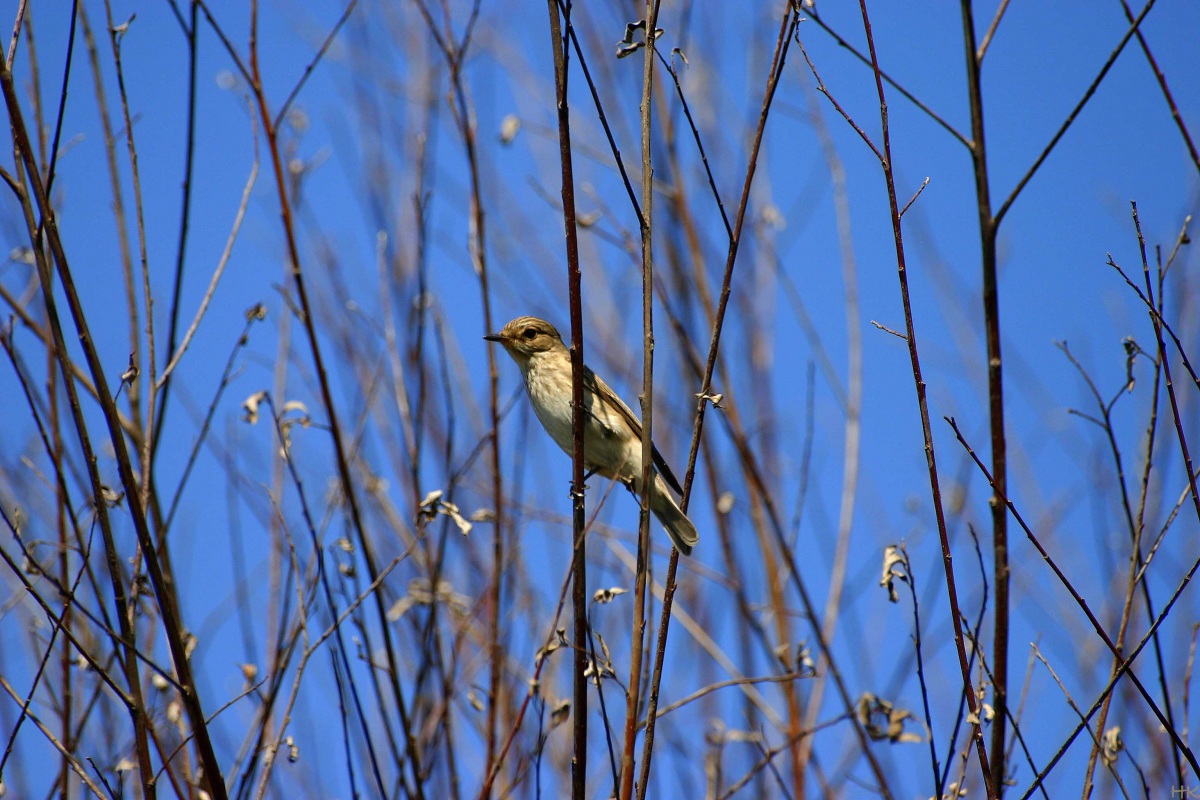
[1,2,1197,798]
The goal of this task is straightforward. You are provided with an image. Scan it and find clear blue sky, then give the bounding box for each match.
[3,1,1199,797]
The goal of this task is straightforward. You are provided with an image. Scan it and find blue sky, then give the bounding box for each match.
[2,1,1199,797]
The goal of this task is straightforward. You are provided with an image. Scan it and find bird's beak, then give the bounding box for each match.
[483,333,505,343]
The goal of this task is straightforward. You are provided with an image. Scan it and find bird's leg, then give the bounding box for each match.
[568,469,599,500]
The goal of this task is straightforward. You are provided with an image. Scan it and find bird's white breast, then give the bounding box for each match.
[520,351,642,482]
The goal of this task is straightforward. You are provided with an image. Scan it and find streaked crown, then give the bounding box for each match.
[485,316,565,356]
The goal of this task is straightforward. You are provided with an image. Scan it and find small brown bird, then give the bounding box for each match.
[485,316,699,556]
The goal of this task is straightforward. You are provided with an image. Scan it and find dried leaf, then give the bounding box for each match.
[856,693,923,744]
[550,699,571,728]
[534,641,555,662]
[879,544,908,603]
[774,642,793,671]
[616,19,664,58]
[100,485,125,508]
[121,353,139,385]
[592,587,627,604]
[761,204,786,230]
[725,728,763,744]
[929,780,969,799]
[387,577,468,622]
[417,489,472,534]
[595,632,614,678]
[499,114,520,144]
[1101,725,1123,766]
[242,391,268,424]
[282,400,308,416]
[364,474,388,496]
[796,641,815,675]
[387,596,416,622]
[440,500,473,535]
[277,400,313,457]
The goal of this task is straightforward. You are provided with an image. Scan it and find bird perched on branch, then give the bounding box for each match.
[485,316,698,556]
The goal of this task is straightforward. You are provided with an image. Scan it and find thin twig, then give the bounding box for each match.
[1116,0,1200,174]
[623,4,664,799]
[975,0,1011,62]
[157,125,259,387]
[994,0,1157,225]
[806,9,970,149]
[272,0,358,130]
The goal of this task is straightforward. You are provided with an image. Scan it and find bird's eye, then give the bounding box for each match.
[522,327,537,340]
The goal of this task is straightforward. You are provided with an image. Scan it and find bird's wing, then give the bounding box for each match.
[652,445,684,496]
[581,365,636,439]
[583,365,684,496]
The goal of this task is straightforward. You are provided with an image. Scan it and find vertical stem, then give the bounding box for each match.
[151,0,199,472]
[621,5,661,799]
[101,0,158,515]
[958,2,1008,792]
[545,3,588,797]
[51,325,72,800]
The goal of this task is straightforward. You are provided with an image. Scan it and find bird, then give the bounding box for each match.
[485,316,699,556]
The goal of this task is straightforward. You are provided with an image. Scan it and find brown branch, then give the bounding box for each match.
[807,8,970,149]
[957,2,1007,791]
[622,4,664,799]
[994,0,1157,225]
[542,3,589,799]
[1116,0,1200,174]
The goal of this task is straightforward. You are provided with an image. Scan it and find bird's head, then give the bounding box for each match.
[484,316,565,360]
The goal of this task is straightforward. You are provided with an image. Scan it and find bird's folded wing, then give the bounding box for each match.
[583,365,685,496]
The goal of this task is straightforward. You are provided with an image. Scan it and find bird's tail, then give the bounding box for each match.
[650,473,699,556]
